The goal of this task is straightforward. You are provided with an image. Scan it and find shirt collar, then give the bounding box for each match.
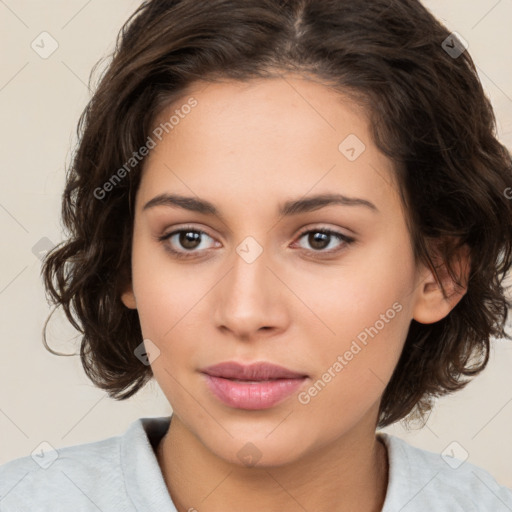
[121,415,176,511]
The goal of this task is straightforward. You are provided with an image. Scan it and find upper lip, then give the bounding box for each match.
[200,361,308,380]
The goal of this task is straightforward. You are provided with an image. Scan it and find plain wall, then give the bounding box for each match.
[1,0,511,488]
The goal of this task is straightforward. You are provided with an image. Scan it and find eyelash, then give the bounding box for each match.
[157,225,356,260]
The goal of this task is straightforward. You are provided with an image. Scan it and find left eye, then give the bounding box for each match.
[158,227,355,258]
[293,228,355,253]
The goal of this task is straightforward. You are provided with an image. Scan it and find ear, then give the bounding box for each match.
[121,282,137,310]
[412,240,471,325]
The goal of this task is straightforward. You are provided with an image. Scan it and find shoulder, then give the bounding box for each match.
[379,433,512,511]
[0,424,129,511]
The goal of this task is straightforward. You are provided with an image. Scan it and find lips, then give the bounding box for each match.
[200,361,308,381]
[200,361,309,410]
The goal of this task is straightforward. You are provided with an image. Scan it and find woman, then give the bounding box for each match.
[1,0,511,510]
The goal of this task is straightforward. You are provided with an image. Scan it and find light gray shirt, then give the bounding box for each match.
[1,415,511,511]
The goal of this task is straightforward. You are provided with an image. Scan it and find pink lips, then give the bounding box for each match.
[200,361,308,410]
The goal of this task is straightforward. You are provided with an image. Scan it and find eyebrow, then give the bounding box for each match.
[142,192,379,218]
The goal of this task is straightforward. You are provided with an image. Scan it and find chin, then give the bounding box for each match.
[199,423,312,469]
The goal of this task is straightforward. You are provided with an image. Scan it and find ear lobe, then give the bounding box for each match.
[412,242,471,325]
[121,284,137,310]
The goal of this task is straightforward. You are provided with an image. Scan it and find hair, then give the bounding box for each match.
[41,0,512,428]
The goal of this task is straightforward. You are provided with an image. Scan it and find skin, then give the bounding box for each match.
[121,74,469,512]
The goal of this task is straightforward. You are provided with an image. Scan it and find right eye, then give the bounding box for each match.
[158,227,219,259]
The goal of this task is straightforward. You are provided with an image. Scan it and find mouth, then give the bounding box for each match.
[200,361,309,410]
[200,360,308,380]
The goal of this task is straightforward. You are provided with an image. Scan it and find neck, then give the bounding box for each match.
[156,414,389,512]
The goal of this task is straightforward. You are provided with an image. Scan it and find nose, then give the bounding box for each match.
[212,237,289,341]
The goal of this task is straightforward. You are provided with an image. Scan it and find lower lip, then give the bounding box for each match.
[202,374,308,409]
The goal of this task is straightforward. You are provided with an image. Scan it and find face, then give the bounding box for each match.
[121,75,447,467]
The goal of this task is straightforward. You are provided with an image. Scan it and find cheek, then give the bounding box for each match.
[130,234,204,337]
[131,255,202,409]
[299,234,415,402]
[294,288,409,435]
[129,239,221,404]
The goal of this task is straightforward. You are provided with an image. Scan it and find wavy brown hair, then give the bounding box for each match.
[41,0,512,428]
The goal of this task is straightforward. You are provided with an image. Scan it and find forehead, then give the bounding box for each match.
[138,76,401,221]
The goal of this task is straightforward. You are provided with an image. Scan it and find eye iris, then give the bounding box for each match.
[180,231,201,249]
[309,231,330,250]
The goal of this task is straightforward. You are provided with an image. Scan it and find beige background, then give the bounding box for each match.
[1,0,511,488]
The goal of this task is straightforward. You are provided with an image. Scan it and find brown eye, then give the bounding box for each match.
[295,228,355,254]
[158,227,217,259]
[158,225,356,260]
